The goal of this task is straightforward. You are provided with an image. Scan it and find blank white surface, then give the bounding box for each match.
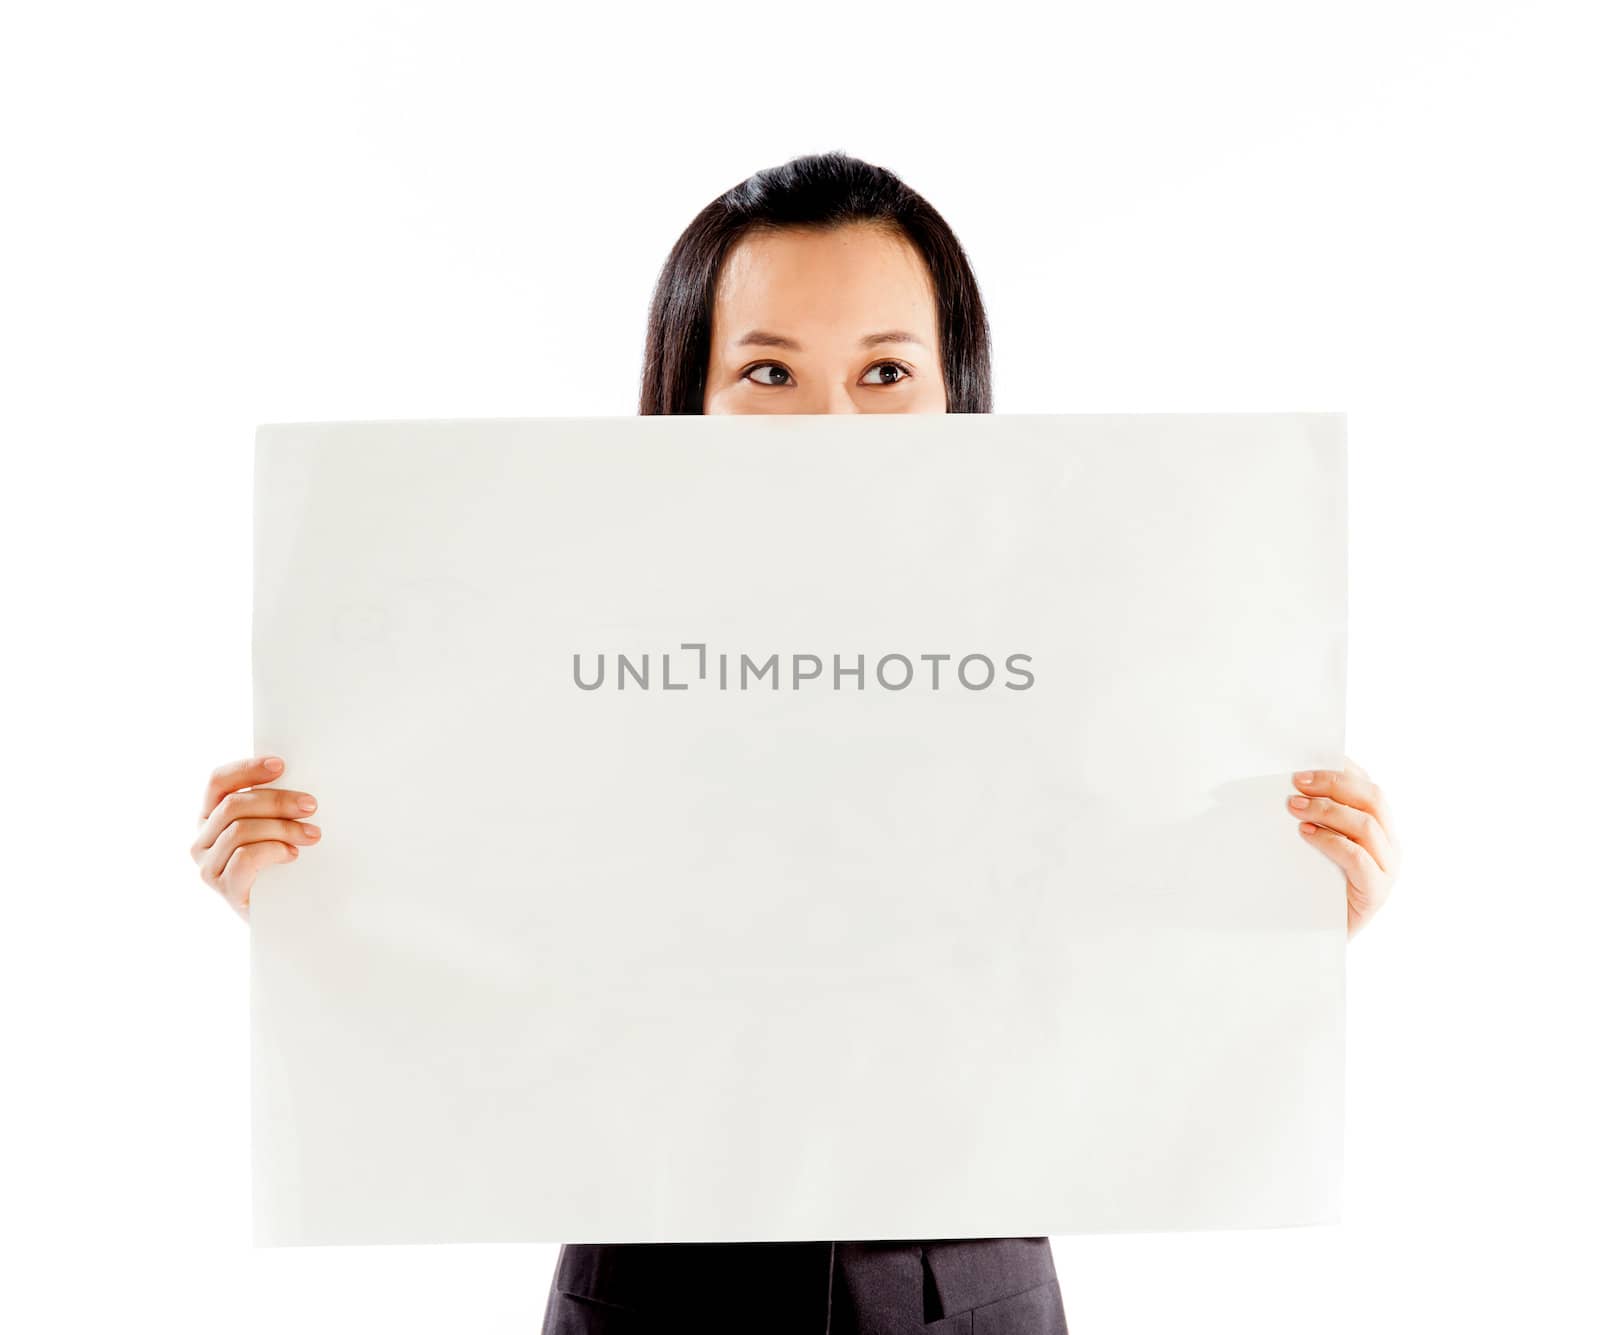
[251,413,1345,1244]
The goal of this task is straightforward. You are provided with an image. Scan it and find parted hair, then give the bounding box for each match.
[638,151,992,415]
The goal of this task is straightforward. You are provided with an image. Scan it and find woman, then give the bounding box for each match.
[192,152,1402,1333]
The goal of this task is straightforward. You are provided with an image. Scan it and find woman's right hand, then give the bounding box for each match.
[191,755,321,921]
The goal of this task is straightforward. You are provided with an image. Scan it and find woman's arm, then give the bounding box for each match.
[1286,758,1401,938]
[190,755,321,920]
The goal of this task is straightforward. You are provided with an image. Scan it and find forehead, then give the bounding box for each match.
[710,223,938,344]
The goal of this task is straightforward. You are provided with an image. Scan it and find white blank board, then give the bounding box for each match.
[250,412,1347,1245]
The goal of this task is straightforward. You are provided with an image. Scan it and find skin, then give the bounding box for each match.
[702,222,948,414]
[192,221,1402,936]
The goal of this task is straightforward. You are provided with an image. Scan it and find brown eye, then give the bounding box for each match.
[862,360,912,385]
[745,363,791,386]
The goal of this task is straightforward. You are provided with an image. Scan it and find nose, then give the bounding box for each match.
[819,381,861,414]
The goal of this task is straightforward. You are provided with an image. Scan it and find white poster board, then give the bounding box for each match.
[251,413,1346,1245]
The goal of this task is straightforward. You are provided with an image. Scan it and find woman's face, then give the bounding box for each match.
[702,222,948,414]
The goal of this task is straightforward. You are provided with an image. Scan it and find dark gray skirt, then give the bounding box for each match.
[540,1237,1068,1333]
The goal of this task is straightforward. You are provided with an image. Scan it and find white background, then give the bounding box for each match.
[2,1,1595,1331]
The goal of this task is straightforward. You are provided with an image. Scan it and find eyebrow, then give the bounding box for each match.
[734,329,928,351]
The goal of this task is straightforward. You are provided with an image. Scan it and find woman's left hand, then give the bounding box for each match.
[1286,758,1401,939]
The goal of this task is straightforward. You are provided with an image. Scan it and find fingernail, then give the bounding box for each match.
[1294,771,1315,786]
[1289,795,1310,810]
[302,824,321,839]
[263,756,284,773]
[1299,822,1317,834]
[298,795,317,812]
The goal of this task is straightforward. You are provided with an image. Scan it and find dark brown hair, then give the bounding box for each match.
[638,151,992,415]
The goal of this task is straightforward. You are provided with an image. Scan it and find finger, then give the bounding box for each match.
[200,755,287,822]
[197,817,321,884]
[1293,766,1395,834]
[1285,792,1397,874]
[1297,820,1389,919]
[193,784,318,858]
[217,839,300,918]
[1338,759,1402,869]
